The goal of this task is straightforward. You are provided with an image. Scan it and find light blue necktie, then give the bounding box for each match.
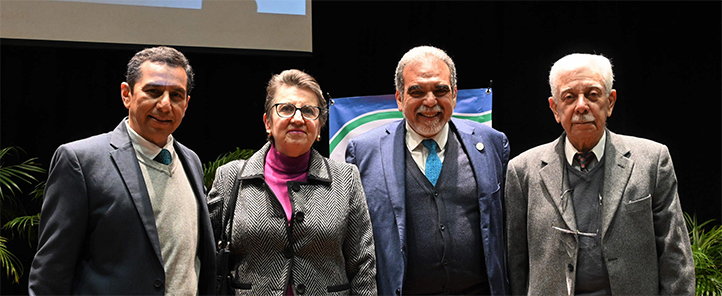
[153,148,172,165]
[422,139,442,186]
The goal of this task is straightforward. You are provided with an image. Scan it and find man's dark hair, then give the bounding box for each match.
[125,46,195,94]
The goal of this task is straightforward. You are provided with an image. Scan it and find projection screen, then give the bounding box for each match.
[0,0,313,52]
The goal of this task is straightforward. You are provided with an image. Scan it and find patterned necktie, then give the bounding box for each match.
[422,139,442,186]
[575,152,594,172]
[153,148,172,165]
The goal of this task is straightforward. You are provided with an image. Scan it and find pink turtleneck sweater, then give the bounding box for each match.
[264,145,310,295]
[264,144,310,222]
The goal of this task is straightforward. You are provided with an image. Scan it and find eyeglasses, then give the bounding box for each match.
[554,190,603,238]
[551,226,598,237]
[560,188,574,214]
[272,103,321,120]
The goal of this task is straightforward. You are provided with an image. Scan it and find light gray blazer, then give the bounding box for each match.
[207,142,377,295]
[505,129,694,295]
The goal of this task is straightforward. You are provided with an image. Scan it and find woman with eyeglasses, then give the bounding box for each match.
[207,69,377,295]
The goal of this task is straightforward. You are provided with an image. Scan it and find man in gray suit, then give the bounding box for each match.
[29,46,216,295]
[505,53,694,295]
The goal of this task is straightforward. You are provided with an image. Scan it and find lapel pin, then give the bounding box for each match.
[476,142,485,152]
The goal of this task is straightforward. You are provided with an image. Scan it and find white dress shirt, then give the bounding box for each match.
[405,122,449,176]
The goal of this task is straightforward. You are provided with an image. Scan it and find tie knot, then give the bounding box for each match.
[422,139,438,152]
[154,149,172,165]
[575,151,594,172]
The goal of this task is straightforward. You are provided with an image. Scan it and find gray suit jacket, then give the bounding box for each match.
[505,129,694,295]
[207,142,377,295]
[29,119,216,295]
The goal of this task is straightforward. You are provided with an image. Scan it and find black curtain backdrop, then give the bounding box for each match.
[1,1,720,294]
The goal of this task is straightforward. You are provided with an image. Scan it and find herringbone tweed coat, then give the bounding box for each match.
[208,143,377,295]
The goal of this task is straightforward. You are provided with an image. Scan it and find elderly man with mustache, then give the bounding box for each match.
[504,53,694,295]
[346,45,511,295]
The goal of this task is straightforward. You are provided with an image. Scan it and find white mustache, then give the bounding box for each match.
[416,105,443,114]
[571,113,596,123]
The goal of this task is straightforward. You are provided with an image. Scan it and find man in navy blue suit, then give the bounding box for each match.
[346,45,510,295]
[29,46,215,295]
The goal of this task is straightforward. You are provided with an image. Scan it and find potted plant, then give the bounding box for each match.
[203,147,255,190]
[0,147,45,283]
[685,212,722,295]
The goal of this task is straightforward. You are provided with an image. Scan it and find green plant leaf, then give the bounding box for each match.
[3,213,41,245]
[0,146,45,283]
[0,236,22,283]
[0,147,46,203]
[685,212,722,296]
[203,148,254,189]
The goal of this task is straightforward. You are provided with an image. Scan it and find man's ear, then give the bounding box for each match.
[451,85,458,109]
[548,96,561,123]
[183,95,190,113]
[606,89,617,117]
[121,82,132,109]
[395,90,403,111]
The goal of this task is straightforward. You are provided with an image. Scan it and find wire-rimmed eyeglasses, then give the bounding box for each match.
[272,103,321,120]
[551,226,598,237]
[554,188,603,238]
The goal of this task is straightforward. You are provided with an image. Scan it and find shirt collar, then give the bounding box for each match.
[125,120,176,161]
[564,131,606,166]
[405,121,449,152]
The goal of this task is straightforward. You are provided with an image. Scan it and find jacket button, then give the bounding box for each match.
[154,279,163,288]
[396,288,401,295]
[295,211,305,223]
[284,247,294,259]
[568,263,574,272]
[292,183,301,192]
[297,283,306,294]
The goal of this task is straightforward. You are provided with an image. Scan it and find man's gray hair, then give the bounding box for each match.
[395,46,457,97]
[549,53,614,101]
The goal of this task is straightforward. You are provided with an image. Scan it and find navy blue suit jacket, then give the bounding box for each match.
[29,120,216,295]
[346,118,510,295]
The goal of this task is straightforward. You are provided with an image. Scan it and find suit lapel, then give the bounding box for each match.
[175,140,216,271]
[175,142,206,198]
[452,119,494,196]
[539,135,577,231]
[381,121,407,247]
[601,130,633,238]
[452,120,501,267]
[109,121,164,262]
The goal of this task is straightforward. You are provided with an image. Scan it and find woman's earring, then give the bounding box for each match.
[316,135,321,142]
[267,130,272,137]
